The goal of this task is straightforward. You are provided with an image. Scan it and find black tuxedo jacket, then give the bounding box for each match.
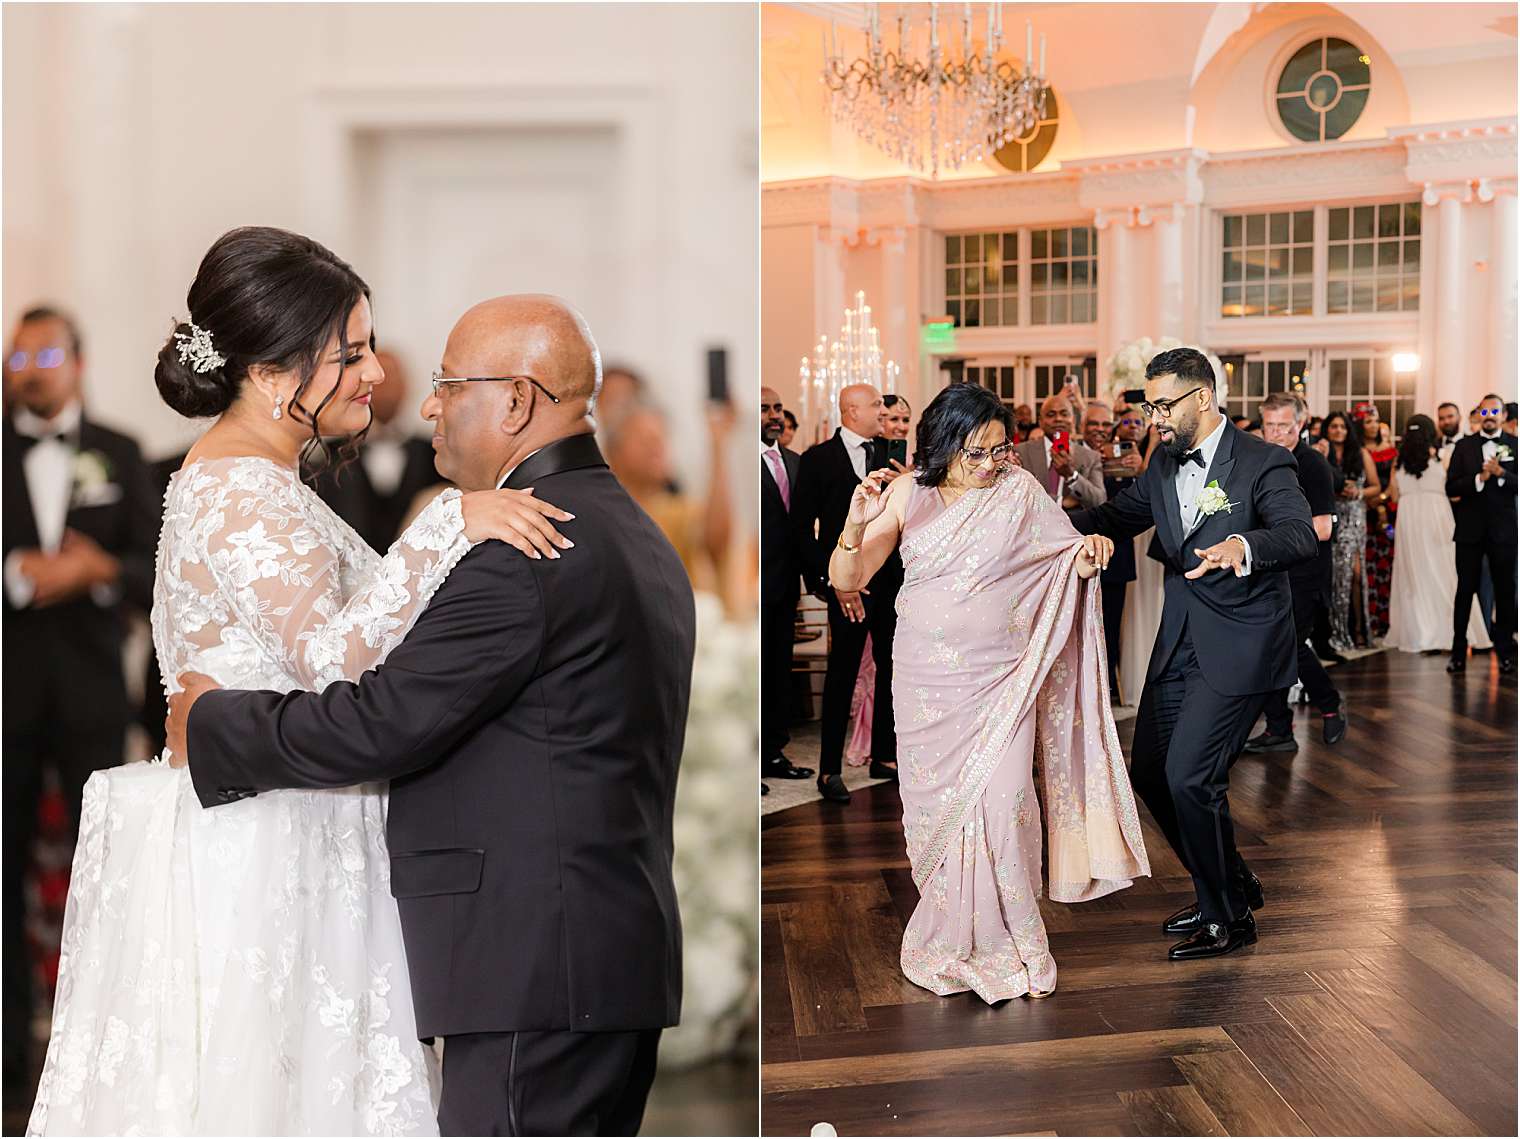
[791,431,903,597]
[1446,432,1517,546]
[761,444,802,609]
[1072,422,1317,697]
[2,415,159,732]
[313,436,442,553]
[187,434,695,1037]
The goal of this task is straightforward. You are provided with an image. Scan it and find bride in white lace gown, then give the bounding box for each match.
[27,227,572,1136]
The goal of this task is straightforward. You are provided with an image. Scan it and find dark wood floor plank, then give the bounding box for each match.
[1119,1085,1225,1136]
[762,908,800,1064]
[778,896,869,1036]
[833,878,938,1009]
[1381,919,1518,1026]
[1171,1047,1313,1136]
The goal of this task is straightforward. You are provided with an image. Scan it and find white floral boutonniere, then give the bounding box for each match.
[1495,444,1513,463]
[1195,479,1238,518]
[73,450,112,490]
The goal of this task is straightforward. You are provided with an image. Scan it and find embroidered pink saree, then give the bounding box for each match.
[894,469,1150,1001]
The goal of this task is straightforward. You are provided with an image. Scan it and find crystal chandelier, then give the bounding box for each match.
[798,291,901,443]
[823,3,1048,179]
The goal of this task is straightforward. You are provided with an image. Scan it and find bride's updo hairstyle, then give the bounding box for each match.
[913,381,1014,487]
[155,225,372,476]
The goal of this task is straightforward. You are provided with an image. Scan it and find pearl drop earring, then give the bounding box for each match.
[272,395,284,421]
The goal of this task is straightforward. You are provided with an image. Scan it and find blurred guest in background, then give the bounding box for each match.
[1089,400,1139,701]
[1244,393,1345,753]
[314,349,441,552]
[604,395,734,598]
[1012,401,1036,441]
[1437,401,1464,466]
[792,383,900,802]
[779,408,798,451]
[1469,405,1482,435]
[1231,415,1253,432]
[1317,410,1381,651]
[880,393,912,449]
[1446,393,1517,673]
[596,362,646,426]
[760,386,811,793]
[2,305,159,1099]
[1506,401,1518,437]
[1013,390,1105,513]
[1307,415,1324,444]
[1360,404,1397,642]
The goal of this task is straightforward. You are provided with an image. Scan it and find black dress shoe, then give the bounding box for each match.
[817,774,851,803]
[763,755,815,780]
[868,760,899,781]
[1161,868,1264,935]
[1447,656,1467,673]
[761,782,770,796]
[1168,911,1257,960]
[1322,702,1348,745]
[1242,730,1297,754]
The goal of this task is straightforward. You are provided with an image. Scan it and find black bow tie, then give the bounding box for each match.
[14,429,71,453]
[1180,449,1206,469]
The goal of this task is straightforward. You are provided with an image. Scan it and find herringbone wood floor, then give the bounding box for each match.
[762,652,1518,1136]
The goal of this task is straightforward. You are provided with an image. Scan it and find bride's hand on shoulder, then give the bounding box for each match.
[847,467,898,527]
[460,487,576,560]
[1075,534,1113,579]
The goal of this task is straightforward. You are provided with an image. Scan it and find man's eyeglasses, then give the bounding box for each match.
[429,371,560,404]
[961,442,1015,463]
[1139,386,1206,420]
[6,349,66,371]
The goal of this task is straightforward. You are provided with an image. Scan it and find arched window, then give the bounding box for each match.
[992,89,1059,173]
[1275,37,1370,143]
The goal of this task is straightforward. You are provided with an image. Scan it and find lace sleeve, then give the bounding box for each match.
[203,472,475,691]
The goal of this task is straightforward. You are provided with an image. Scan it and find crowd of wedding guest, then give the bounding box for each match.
[2,304,746,1107]
[762,373,1516,799]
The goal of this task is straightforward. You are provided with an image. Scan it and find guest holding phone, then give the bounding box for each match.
[881,394,913,472]
[1013,389,1106,513]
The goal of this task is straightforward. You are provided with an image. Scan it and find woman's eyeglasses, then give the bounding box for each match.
[429,371,561,404]
[961,442,1015,463]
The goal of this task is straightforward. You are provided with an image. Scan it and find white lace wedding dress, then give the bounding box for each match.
[27,455,476,1136]
[1386,462,1491,653]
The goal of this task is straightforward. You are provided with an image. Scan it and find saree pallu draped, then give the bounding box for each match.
[893,471,1150,1001]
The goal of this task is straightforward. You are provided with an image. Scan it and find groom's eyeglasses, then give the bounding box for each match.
[1479,407,1503,417]
[1139,386,1206,420]
[429,371,561,404]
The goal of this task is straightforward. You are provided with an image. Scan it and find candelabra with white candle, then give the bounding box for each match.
[798,291,901,444]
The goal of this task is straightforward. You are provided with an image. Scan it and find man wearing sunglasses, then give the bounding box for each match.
[1446,393,1517,674]
[1070,347,1317,962]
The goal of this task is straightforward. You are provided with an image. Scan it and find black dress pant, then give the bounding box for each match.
[1263,586,1341,736]
[1129,629,1268,926]
[1100,578,1128,700]
[2,720,124,1090]
[761,597,798,766]
[438,1028,662,1137]
[1455,538,1517,661]
[818,585,897,776]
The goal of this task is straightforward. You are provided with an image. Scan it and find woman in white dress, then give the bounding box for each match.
[27,227,574,1136]
[1386,414,1491,654]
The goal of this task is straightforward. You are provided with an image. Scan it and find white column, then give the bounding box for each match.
[1097,211,1134,378]
[1492,190,1518,400]
[1154,205,1186,340]
[1434,192,1467,404]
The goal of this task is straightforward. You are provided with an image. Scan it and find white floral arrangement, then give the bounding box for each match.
[1106,337,1227,405]
[660,591,759,1070]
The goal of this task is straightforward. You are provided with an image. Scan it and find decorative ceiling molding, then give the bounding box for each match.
[1067,148,1207,214]
[1393,117,1518,188]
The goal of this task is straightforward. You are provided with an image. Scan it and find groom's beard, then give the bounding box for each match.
[1482,421,1503,437]
[1160,423,1198,458]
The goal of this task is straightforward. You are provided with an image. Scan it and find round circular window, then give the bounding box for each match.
[993,88,1060,173]
[1276,37,1370,143]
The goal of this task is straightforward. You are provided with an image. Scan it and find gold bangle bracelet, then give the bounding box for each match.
[837,534,861,553]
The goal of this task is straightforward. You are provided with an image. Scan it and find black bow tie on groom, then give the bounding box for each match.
[1179,449,1206,469]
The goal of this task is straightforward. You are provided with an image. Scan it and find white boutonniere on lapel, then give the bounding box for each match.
[1495,444,1513,463]
[1194,479,1238,518]
[71,450,123,508]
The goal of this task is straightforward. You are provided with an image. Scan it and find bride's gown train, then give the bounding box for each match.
[28,456,476,1136]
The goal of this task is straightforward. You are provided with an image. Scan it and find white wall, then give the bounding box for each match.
[4,1,758,522]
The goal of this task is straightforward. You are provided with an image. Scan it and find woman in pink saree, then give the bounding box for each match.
[830,383,1149,1001]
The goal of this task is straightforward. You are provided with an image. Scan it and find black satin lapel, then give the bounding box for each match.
[1159,456,1185,553]
[1184,423,1239,544]
[503,434,607,490]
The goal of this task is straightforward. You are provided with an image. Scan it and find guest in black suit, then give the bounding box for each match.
[761,386,812,792]
[168,296,695,1137]
[313,349,444,552]
[1,306,159,1098]
[1083,400,1137,701]
[1244,392,1346,751]
[1073,348,1317,961]
[1446,392,1517,673]
[791,383,901,803]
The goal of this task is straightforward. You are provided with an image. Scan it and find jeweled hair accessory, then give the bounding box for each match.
[174,321,227,374]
